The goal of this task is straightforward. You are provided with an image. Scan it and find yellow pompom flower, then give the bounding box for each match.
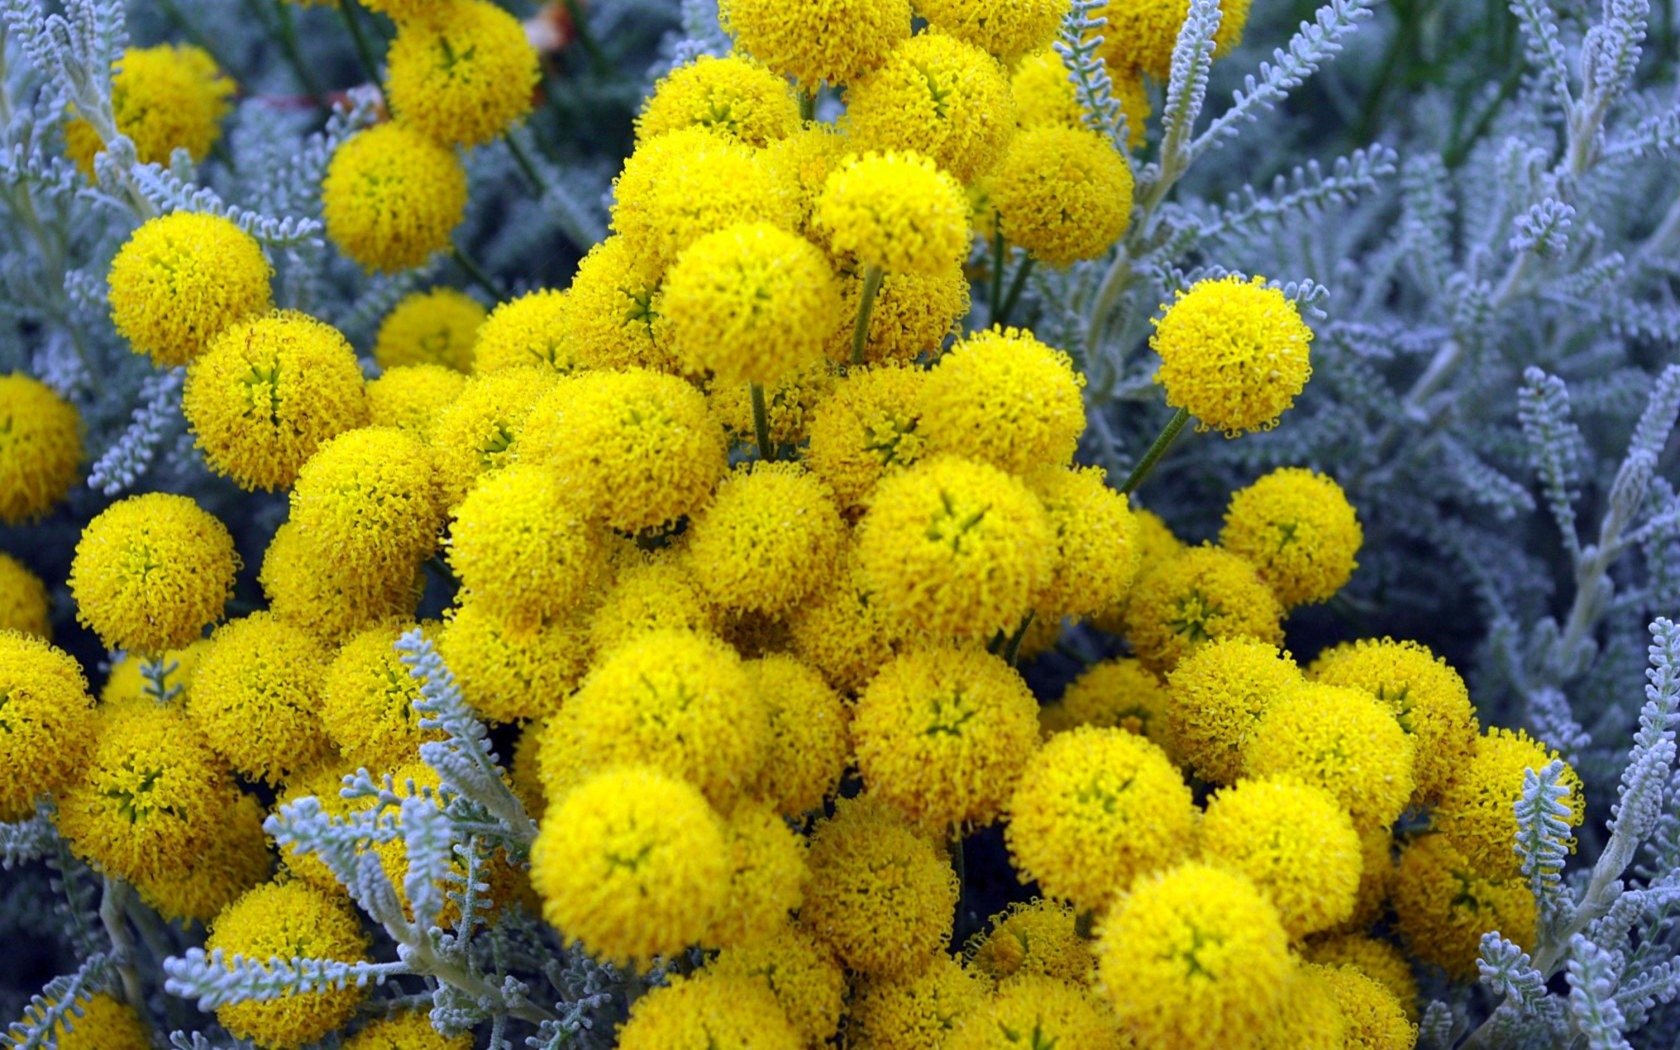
[916,0,1069,63]
[1393,835,1536,980]
[271,763,362,895]
[188,612,336,785]
[320,622,443,771]
[1012,47,1149,149]
[1313,963,1417,1050]
[618,972,802,1050]
[323,122,468,271]
[107,212,273,367]
[786,553,896,694]
[0,552,50,638]
[1244,683,1416,833]
[747,654,850,815]
[290,426,445,579]
[662,222,843,385]
[65,43,234,175]
[0,633,94,821]
[261,521,425,645]
[854,646,1042,829]
[206,881,371,1048]
[1432,726,1586,878]
[720,0,911,88]
[965,899,1094,985]
[1343,827,1398,934]
[342,1011,472,1050]
[682,462,847,616]
[1097,0,1251,81]
[131,788,272,924]
[1095,863,1292,1050]
[429,366,558,507]
[473,290,585,375]
[987,125,1134,265]
[846,33,1014,183]
[1199,777,1363,939]
[1123,545,1284,674]
[1030,465,1141,619]
[447,464,605,626]
[1309,637,1480,806]
[0,374,81,524]
[11,993,152,1050]
[817,150,972,275]
[356,0,446,20]
[856,455,1054,641]
[436,598,590,724]
[530,765,729,967]
[827,258,972,365]
[802,796,959,977]
[921,326,1085,476]
[69,493,238,654]
[1256,966,1349,1050]
[1165,638,1302,785]
[183,310,368,491]
[1221,467,1363,607]
[638,53,801,147]
[1302,935,1419,1023]
[1005,726,1194,909]
[520,368,729,534]
[586,552,718,657]
[804,364,927,511]
[705,799,810,949]
[565,237,679,373]
[385,0,538,147]
[850,955,988,1047]
[373,287,485,372]
[709,359,837,451]
[367,363,468,437]
[709,924,847,1046]
[1040,657,1171,754]
[765,123,851,237]
[949,976,1126,1050]
[1151,274,1314,437]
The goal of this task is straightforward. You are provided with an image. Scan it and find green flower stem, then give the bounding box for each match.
[996,255,1036,329]
[100,877,144,1009]
[503,132,547,195]
[265,0,326,107]
[157,0,242,88]
[1001,610,1037,666]
[750,382,775,462]
[450,244,505,300]
[1119,406,1191,495]
[988,230,1007,323]
[850,265,884,367]
[561,0,609,76]
[798,88,817,122]
[338,0,384,88]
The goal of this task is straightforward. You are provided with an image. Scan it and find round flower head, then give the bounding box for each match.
[429,366,558,507]
[662,222,843,385]
[682,462,847,616]
[802,795,958,977]
[854,646,1042,829]
[321,622,444,771]
[290,426,445,578]
[787,552,895,695]
[1221,467,1363,607]
[183,310,368,490]
[917,0,1068,62]
[323,122,468,271]
[987,125,1134,265]
[206,881,371,1047]
[108,211,272,367]
[1165,638,1302,785]
[1005,726,1194,909]
[1302,936,1419,1023]
[131,788,271,924]
[1256,966,1349,1050]
[856,455,1054,641]
[357,0,448,20]
[373,287,485,372]
[1095,863,1292,1050]
[1151,275,1313,436]
[709,924,847,1046]
[1040,656,1171,751]
[1012,47,1149,149]
[586,552,718,657]
[0,633,94,820]
[804,365,928,511]
[638,53,801,147]
[851,955,988,1047]
[965,899,1094,985]
[1030,465,1141,619]
[1122,545,1285,674]
[70,493,238,654]
[748,654,850,815]
[1243,683,1416,833]
[65,44,234,175]
[816,151,971,274]
[765,123,851,237]
[949,976,1125,1050]
[0,374,80,524]
[386,0,538,147]
[709,359,837,452]
[447,464,604,627]
[12,993,152,1050]
[611,127,798,278]
[529,765,729,967]
[188,612,336,785]
[519,368,729,534]
[473,290,585,375]
[437,597,590,724]
[367,363,468,437]
[705,799,810,949]
[826,264,971,364]
[1097,0,1251,80]
[846,33,1014,183]
[343,1011,472,1050]
[0,552,50,638]
[1393,835,1536,980]
[618,972,802,1050]
[720,0,911,88]
[1312,964,1416,1050]
[1309,637,1480,807]
[1432,727,1585,878]
[261,521,425,645]
[565,237,679,373]
[921,326,1085,476]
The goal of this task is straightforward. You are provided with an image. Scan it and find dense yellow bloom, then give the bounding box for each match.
[473,290,584,375]
[709,924,847,1046]
[720,0,911,88]
[1165,638,1302,784]
[921,326,1084,475]
[638,54,801,147]
[1011,47,1149,149]
[565,237,679,373]
[1097,0,1252,81]
[366,363,468,437]
[682,462,847,616]
[386,0,538,147]
[183,310,368,490]
[705,800,810,949]
[1040,657,1172,754]
[207,881,371,1048]
[65,44,234,175]
[290,426,444,580]
[437,597,589,724]
[1123,545,1285,673]
[108,211,272,367]
[260,521,424,645]
[1393,835,1536,980]
[342,1011,472,1050]
[618,972,802,1050]
[856,455,1054,640]
[846,33,1015,183]
[786,553,896,694]
[1309,636,1480,806]
[748,654,851,815]
[804,365,927,511]
[0,374,80,524]
[1313,964,1417,1050]
[188,612,335,785]
[585,552,718,657]
[70,493,238,653]
[949,976,1126,1050]
[0,633,94,821]
[965,899,1094,985]
[765,123,851,238]
[1255,966,1348,1050]
[1095,863,1292,1050]
[850,955,988,1047]
[373,287,485,372]
[828,258,972,365]
[320,622,442,771]
[1031,465,1141,619]
[709,359,837,451]
[1152,275,1314,436]
[1221,467,1363,607]
[0,552,49,638]
[1343,827,1398,933]
[132,788,271,924]
[322,122,468,271]
[1005,726,1194,909]
[429,366,558,507]
[1243,683,1416,833]
[802,796,959,977]
[357,0,446,20]
[530,765,728,967]
[817,150,972,275]
[1432,726,1586,878]
[447,464,605,626]
[917,0,1069,62]
[11,993,152,1050]
[988,125,1134,265]
[1302,935,1419,1022]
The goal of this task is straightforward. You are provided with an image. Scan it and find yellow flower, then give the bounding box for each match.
[1030,465,1142,619]
[436,597,590,724]
[320,621,445,771]
[786,551,896,694]
[290,426,445,580]
[720,0,911,88]
[704,799,810,949]
[260,521,425,645]
[1004,726,1194,910]
[473,290,586,375]
[322,122,468,271]
[385,0,538,147]
[131,789,271,925]
[585,552,718,658]
[856,455,1054,640]
[0,374,81,524]
[709,359,837,451]
[1151,274,1314,437]
[1313,963,1417,1050]
[65,43,234,176]
[816,150,972,274]
[1087,503,1182,637]
[10,993,152,1050]
[373,287,485,372]
[1040,657,1171,754]
[1221,467,1363,607]
[708,923,847,1046]
[565,237,680,373]
[1392,834,1536,981]
[846,32,1015,183]
[826,259,972,365]
[271,762,362,895]
[428,366,558,508]
[1011,47,1149,149]
[529,765,729,968]
[618,972,803,1050]
[183,310,369,491]
[69,493,238,654]
[107,212,273,367]
[1255,966,1349,1050]
[804,364,928,511]
[342,1011,472,1050]
[367,363,468,437]
[987,125,1134,265]
[1095,863,1293,1050]
[1301,935,1419,1023]
[1243,683,1416,833]
[850,955,988,1046]
[682,462,847,616]
[765,123,852,239]
[1123,544,1285,674]
[0,632,94,821]
[509,723,547,823]
[1165,637,1302,785]
[187,612,336,786]
[747,654,851,816]
[206,881,371,1048]
[0,552,49,639]
[918,0,1069,63]
[921,326,1085,476]
[949,975,1127,1050]
[638,53,801,147]
[965,899,1094,985]
[357,0,447,21]
[1096,0,1251,81]
[1432,726,1586,878]
[802,795,959,977]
